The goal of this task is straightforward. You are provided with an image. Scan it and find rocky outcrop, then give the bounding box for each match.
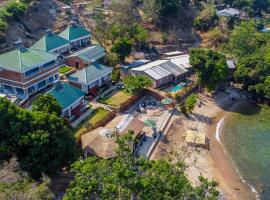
[0,0,70,53]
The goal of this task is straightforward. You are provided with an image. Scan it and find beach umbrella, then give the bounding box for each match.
[144,119,156,128]
[161,98,173,105]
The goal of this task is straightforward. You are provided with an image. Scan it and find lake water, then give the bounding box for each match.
[220,103,270,200]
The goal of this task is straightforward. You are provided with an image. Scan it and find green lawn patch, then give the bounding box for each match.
[59,66,73,74]
[75,108,109,138]
[99,90,133,107]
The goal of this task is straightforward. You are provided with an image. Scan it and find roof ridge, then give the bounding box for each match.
[18,49,23,71]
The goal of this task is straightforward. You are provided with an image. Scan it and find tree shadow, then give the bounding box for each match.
[207,87,261,116]
[188,113,213,125]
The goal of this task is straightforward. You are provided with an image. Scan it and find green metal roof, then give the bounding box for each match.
[0,48,58,72]
[67,45,106,62]
[47,83,84,110]
[31,33,69,52]
[68,63,112,84]
[58,24,91,42]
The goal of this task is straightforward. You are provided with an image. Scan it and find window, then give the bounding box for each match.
[43,60,56,69]
[25,67,40,77]
[48,76,54,83]
[37,80,46,89]
[27,85,35,94]
[15,88,24,95]
[3,85,13,93]
[54,74,59,80]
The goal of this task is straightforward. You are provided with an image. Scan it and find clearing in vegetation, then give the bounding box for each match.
[75,108,110,138]
[98,90,133,107]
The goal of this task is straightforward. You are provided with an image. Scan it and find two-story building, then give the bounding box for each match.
[31,30,70,55]
[59,23,92,50]
[68,62,113,94]
[0,42,59,99]
[66,45,106,69]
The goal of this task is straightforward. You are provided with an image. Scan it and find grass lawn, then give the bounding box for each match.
[99,90,133,107]
[75,108,109,138]
[59,66,73,74]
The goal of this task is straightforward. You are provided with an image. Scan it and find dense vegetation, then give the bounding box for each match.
[0,97,77,178]
[189,48,228,91]
[123,75,153,94]
[32,94,62,117]
[63,133,219,199]
[224,20,270,100]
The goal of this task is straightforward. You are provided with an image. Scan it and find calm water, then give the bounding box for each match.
[220,103,270,200]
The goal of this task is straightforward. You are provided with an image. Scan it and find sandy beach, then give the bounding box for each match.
[151,89,257,200]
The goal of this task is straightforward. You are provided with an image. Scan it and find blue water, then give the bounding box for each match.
[221,103,270,199]
[171,82,186,92]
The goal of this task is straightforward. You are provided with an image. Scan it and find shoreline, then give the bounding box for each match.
[152,90,258,200]
[215,112,260,199]
[207,100,257,200]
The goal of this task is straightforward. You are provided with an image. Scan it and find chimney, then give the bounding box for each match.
[14,40,26,52]
[46,29,52,35]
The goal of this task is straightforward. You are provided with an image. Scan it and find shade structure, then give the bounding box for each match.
[144,119,156,128]
[161,98,173,105]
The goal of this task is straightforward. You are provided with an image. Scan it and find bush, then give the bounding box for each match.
[5,1,27,19]
[0,20,7,32]
[111,69,121,83]
[111,37,132,61]
[193,4,218,31]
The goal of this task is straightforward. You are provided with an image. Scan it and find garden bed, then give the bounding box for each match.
[59,66,73,74]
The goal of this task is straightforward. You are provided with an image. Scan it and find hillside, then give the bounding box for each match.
[0,0,70,53]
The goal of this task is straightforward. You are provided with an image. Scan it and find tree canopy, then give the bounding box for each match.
[193,4,218,31]
[189,48,228,91]
[123,75,152,94]
[185,94,199,113]
[63,133,219,200]
[32,94,62,117]
[111,37,132,61]
[0,97,76,177]
[224,20,270,100]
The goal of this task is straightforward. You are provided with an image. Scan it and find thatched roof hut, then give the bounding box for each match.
[81,114,145,159]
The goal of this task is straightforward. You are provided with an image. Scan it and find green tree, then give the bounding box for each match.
[111,69,121,83]
[5,1,27,19]
[193,4,218,31]
[224,20,268,58]
[156,0,180,25]
[224,20,270,100]
[0,98,76,177]
[63,133,219,200]
[189,48,228,91]
[129,24,148,49]
[111,37,132,61]
[32,94,62,116]
[185,94,199,113]
[123,75,152,94]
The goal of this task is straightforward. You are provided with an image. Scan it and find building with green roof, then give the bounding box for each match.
[58,23,91,49]
[31,30,70,54]
[47,82,85,117]
[0,41,60,99]
[68,63,112,94]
